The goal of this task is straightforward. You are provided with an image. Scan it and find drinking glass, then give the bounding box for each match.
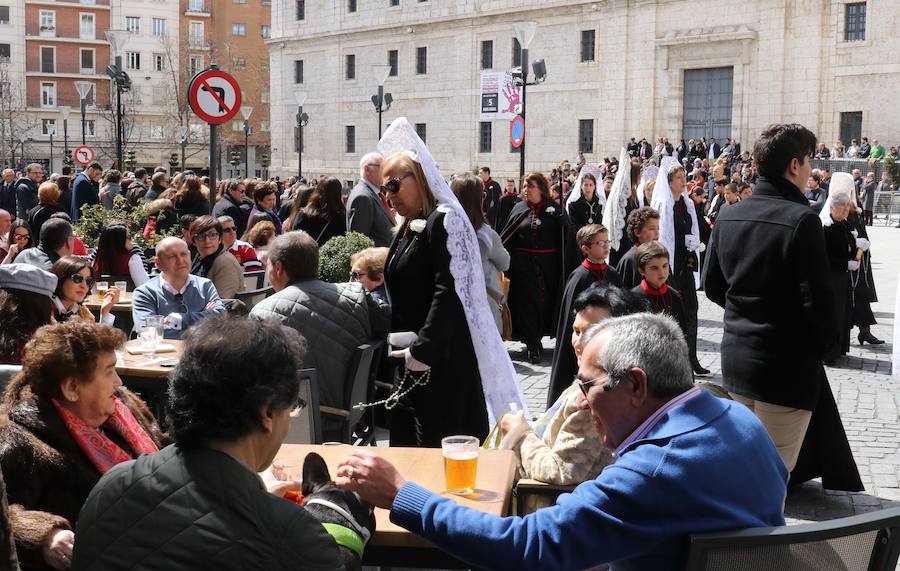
[114,280,128,293]
[96,281,109,297]
[442,435,479,495]
[139,327,159,359]
[146,315,166,342]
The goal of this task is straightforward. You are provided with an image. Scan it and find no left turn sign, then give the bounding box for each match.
[188,69,242,125]
[73,145,95,165]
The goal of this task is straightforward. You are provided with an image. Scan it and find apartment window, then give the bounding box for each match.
[260,120,269,132]
[232,57,245,70]
[415,46,427,75]
[261,89,269,103]
[294,59,303,83]
[578,119,594,153]
[348,0,356,12]
[512,38,521,68]
[39,10,55,36]
[260,25,271,38]
[232,119,243,132]
[233,0,247,3]
[125,16,140,34]
[479,121,491,153]
[188,0,204,11]
[390,0,399,6]
[80,0,96,4]
[580,30,595,62]
[415,123,426,144]
[296,0,304,20]
[189,56,203,75]
[125,51,141,70]
[153,53,165,71]
[0,44,9,61]
[80,13,95,39]
[85,120,96,136]
[189,21,203,45]
[0,6,9,25]
[346,54,355,80]
[152,18,166,37]
[388,49,398,76]
[41,119,57,136]
[151,125,165,139]
[232,23,246,36]
[845,2,866,42]
[481,40,493,70]
[80,48,95,74]
[40,82,56,107]
[260,57,269,71]
[40,46,54,73]
[345,126,355,153]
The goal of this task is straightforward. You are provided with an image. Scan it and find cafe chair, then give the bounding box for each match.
[683,506,900,571]
[320,342,379,446]
[284,368,323,445]
[242,270,266,291]
[234,285,274,311]
[0,364,22,394]
[514,479,577,516]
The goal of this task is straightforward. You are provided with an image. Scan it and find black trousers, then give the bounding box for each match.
[673,270,700,366]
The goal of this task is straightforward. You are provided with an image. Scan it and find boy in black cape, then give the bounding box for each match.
[616,206,660,289]
[631,241,689,340]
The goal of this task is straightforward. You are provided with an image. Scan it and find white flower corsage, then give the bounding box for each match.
[409,219,427,233]
[851,229,859,238]
[545,206,556,214]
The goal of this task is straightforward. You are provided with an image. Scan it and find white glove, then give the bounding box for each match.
[685,235,701,252]
[856,238,870,252]
[388,331,418,349]
[698,242,707,253]
[848,260,860,271]
[388,347,430,372]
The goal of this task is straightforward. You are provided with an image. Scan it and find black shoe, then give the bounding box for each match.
[693,364,711,377]
[527,348,542,364]
[859,332,885,345]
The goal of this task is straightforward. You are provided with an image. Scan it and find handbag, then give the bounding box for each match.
[499,271,512,341]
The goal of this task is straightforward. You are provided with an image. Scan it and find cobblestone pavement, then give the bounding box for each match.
[507,224,900,526]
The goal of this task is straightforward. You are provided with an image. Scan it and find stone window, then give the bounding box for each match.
[581,30,595,62]
[512,38,521,68]
[415,123,426,144]
[232,23,246,36]
[481,40,493,70]
[152,18,167,37]
[126,51,141,70]
[844,2,866,42]
[0,6,9,25]
[579,119,594,153]
[154,53,165,72]
[348,0,356,13]
[294,60,303,83]
[42,119,57,136]
[479,122,491,153]
[388,49,398,76]
[296,0,304,20]
[416,46,427,75]
[125,16,140,34]
[346,125,356,153]
[346,54,355,80]
[0,44,9,62]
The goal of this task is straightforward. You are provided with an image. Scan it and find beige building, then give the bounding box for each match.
[267,0,899,179]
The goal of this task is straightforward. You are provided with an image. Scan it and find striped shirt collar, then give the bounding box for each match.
[614,386,703,457]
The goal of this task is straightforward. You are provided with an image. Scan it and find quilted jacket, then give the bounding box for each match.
[72,444,340,570]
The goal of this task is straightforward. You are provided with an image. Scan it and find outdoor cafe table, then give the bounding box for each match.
[116,338,184,427]
[275,443,517,569]
[84,291,134,334]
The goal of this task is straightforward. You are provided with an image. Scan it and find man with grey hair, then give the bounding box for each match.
[346,151,394,247]
[334,313,788,570]
[250,231,390,440]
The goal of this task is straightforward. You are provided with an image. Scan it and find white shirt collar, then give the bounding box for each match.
[52,296,79,315]
[160,274,192,296]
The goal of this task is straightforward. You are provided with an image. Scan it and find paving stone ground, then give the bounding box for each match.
[506,223,900,526]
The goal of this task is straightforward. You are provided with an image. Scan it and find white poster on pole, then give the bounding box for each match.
[480,71,521,120]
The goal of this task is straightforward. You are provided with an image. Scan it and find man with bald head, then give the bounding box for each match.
[346,151,394,246]
[132,236,224,339]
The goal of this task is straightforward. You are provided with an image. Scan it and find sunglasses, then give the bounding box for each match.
[13,233,30,241]
[380,172,414,194]
[70,274,95,288]
[194,231,221,242]
[576,373,619,397]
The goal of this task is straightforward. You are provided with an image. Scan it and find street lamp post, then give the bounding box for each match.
[73,82,93,146]
[48,124,55,173]
[513,21,536,185]
[241,106,253,179]
[293,90,308,179]
[178,125,189,173]
[105,30,131,170]
[371,64,393,140]
[59,106,70,170]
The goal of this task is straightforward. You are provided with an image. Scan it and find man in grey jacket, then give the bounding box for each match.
[251,231,391,440]
[346,152,395,247]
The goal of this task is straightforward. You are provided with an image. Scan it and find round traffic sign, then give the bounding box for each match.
[188,69,242,125]
[510,115,525,149]
[73,145,95,165]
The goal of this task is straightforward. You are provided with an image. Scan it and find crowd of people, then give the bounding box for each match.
[0,119,889,570]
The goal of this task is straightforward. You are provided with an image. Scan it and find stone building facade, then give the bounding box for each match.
[267,0,900,179]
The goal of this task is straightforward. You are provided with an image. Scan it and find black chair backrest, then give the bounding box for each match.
[234,286,273,310]
[284,367,322,445]
[344,342,378,437]
[684,507,900,571]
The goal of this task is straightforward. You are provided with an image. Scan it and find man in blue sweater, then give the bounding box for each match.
[132,237,224,339]
[336,313,788,571]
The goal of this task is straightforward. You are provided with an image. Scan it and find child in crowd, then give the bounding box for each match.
[631,241,688,339]
[615,206,661,289]
[739,182,753,200]
[724,182,741,205]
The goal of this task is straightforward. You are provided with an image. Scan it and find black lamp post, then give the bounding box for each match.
[59,106,70,169]
[371,65,393,140]
[293,90,308,179]
[512,21,547,185]
[241,106,253,178]
[178,125,188,173]
[48,124,55,172]
[74,82,93,146]
[105,30,131,170]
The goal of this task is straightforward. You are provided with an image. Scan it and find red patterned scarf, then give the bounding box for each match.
[51,397,159,474]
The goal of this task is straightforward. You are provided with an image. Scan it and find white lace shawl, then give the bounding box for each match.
[601,148,631,252]
[637,165,659,207]
[565,164,605,215]
[378,117,528,425]
[651,157,700,265]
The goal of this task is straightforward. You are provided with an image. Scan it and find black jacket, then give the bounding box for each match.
[702,176,834,410]
[213,194,252,237]
[14,178,38,221]
[0,180,15,217]
[71,173,99,222]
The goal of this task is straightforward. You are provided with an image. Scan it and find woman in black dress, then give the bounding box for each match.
[291,177,347,246]
[822,194,855,364]
[847,206,883,345]
[501,172,577,364]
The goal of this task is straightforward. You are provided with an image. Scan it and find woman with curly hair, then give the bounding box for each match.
[291,177,346,246]
[173,174,209,220]
[0,264,54,364]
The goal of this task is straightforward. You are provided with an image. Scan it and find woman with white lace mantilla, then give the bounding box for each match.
[378,118,526,447]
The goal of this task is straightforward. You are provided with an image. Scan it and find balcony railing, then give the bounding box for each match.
[185,1,209,13]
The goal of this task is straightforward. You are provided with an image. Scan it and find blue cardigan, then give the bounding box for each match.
[132,275,224,339]
[390,391,787,571]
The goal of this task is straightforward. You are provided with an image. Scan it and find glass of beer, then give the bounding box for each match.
[442,435,479,495]
[96,281,109,297]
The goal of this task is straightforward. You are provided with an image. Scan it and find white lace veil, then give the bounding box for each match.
[565,164,605,214]
[377,117,528,424]
[651,156,700,265]
[820,172,855,227]
[637,165,659,207]
[601,148,631,252]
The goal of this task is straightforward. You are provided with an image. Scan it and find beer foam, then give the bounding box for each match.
[443,449,478,460]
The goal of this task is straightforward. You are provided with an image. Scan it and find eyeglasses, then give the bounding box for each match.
[221,227,237,234]
[194,231,221,242]
[576,373,620,397]
[591,240,610,247]
[349,270,362,282]
[13,233,30,242]
[380,173,414,194]
[69,274,95,288]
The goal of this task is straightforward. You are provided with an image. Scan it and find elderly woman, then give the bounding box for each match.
[0,264,55,364]
[248,183,283,235]
[89,223,150,288]
[27,182,65,241]
[350,246,389,304]
[189,215,245,299]
[72,318,340,569]
[821,178,859,365]
[1,221,34,265]
[500,172,576,364]
[500,284,645,491]
[0,320,164,569]
[50,256,120,325]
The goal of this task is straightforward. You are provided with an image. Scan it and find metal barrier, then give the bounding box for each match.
[811,158,887,179]
[873,191,900,226]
